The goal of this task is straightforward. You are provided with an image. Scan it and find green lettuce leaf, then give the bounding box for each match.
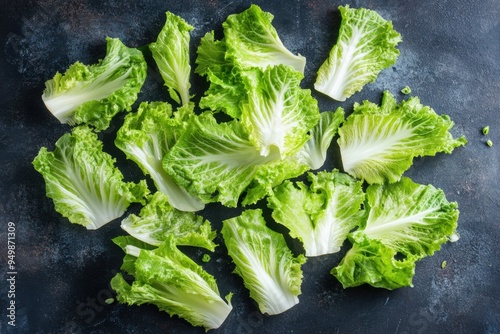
[115,101,204,211]
[111,235,232,331]
[221,209,306,315]
[112,236,156,277]
[338,91,467,184]
[121,192,217,251]
[241,155,310,206]
[242,110,345,206]
[331,233,416,290]
[268,170,364,257]
[196,31,247,119]
[195,31,229,77]
[314,5,402,101]
[223,4,306,73]
[41,37,147,131]
[150,12,194,105]
[196,5,310,121]
[32,126,149,229]
[332,177,460,289]
[296,109,345,170]
[163,112,279,207]
[241,65,320,157]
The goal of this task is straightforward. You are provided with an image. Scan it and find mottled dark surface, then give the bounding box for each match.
[1,0,499,333]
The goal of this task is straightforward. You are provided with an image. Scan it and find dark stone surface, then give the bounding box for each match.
[1,1,499,333]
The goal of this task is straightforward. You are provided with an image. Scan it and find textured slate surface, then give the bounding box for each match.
[1,0,499,333]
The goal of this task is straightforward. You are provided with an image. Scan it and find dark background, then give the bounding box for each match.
[1,0,499,333]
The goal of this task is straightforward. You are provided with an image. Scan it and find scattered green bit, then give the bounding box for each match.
[486,140,493,147]
[202,254,211,263]
[105,298,115,304]
[401,86,411,94]
[441,260,447,269]
[482,126,490,135]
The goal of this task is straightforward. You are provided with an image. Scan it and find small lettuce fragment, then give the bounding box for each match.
[41,37,147,131]
[32,126,148,229]
[221,209,306,315]
[223,4,306,73]
[150,12,194,106]
[338,91,467,184]
[332,177,460,289]
[314,5,402,101]
[115,101,204,211]
[268,170,364,257]
[111,235,233,331]
[121,192,217,251]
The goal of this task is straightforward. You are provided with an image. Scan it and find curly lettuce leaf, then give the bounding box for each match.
[332,177,460,289]
[196,31,247,119]
[32,126,149,229]
[115,101,204,211]
[296,109,345,170]
[241,65,320,157]
[112,236,156,277]
[111,235,232,331]
[331,234,416,290]
[163,112,280,207]
[268,170,364,257]
[150,12,194,105]
[223,4,306,73]
[221,209,306,315]
[338,91,467,184]
[121,192,216,251]
[314,5,401,101]
[242,110,345,206]
[241,155,310,206]
[41,37,147,131]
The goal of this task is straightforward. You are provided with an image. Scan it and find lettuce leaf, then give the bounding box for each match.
[196,31,247,119]
[150,12,193,105]
[332,177,460,289]
[223,4,306,73]
[241,65,320,158]
[242,109,345,205]
[241,156,310,206]
[121,192,217,251]
[41,38,147,131]
[314,5,401,101]
[163,112,280,207]
[268,170,364,257]
[331,233,416,290]
[32,126,149,229]
[111,235,232,331]
[115,101,204,211]
[296,109,345,170]
[338,91,467,184]
[221,209,306,315]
